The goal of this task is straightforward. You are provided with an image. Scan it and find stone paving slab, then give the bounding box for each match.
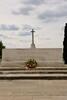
[0,80,67,100]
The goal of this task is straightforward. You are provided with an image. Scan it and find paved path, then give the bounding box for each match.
[0,80,67,100]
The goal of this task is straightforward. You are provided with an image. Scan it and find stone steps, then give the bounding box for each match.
[0,73,67,80]
[0,69,67,74]
[1,70,67,74]
[0,66,67,70]
[0,66,67,79]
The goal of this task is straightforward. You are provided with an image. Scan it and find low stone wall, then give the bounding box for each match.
[1,48,63,67]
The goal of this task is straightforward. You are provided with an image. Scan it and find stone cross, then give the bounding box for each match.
[31,29,36,48]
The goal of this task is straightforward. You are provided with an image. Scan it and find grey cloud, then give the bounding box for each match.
[19,32,31,36]
[38,8,67,22]
[22,0,44,5]
[18,6,34,15]
[12,0,45,15]
[64,0,66,1]
[22,24,32,31]
[0,34,3,37]
[37,0,67,22]
[12,11,19,15]
[0,24,19,31]
[12,6,34,15]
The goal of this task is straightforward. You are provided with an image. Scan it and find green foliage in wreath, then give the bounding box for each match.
[25,59,37,69]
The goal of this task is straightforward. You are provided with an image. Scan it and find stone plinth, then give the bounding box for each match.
[1,48,63,67]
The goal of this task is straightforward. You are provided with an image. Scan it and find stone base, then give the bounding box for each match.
[1,61,64,67]
[1,48,63,68]
[31,43,36,48]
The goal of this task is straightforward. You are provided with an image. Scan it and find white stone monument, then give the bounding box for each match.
[1,29,64,67]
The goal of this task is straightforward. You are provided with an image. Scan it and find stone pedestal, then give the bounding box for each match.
[31,43,36,48]
[1,48,63,67]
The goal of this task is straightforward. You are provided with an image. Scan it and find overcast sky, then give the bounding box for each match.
[0,0,67,48]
